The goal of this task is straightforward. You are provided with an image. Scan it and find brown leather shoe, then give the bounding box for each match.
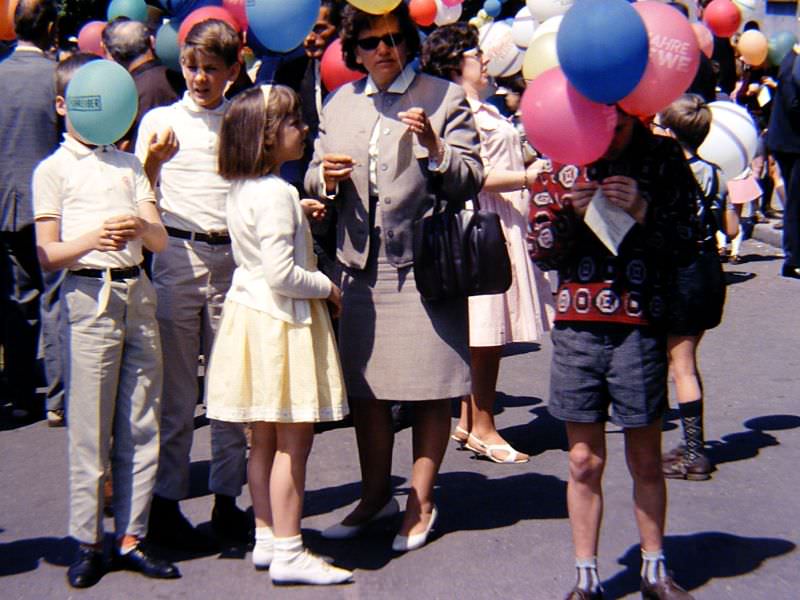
[641,575,694,599]
[564,587,603,600]
[661,444,686,464]
[663,451,712,481]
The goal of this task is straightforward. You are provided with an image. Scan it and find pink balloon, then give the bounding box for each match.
[691,22,714,59]
[320,38,365,91]
[619,1,700,117]
[442,0,462,6]
[77,21,106,57]
[521,67,617,166]
[222,0,248,30]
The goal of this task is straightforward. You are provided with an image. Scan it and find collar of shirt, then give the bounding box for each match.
[61,133,112,157]
[364,63,416,97]
[179,91,229,115]
[13,44,44,55]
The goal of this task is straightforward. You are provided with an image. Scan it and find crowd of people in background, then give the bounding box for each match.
[0,0,797,598]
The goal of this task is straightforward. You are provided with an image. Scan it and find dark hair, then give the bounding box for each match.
[420,22,478,83]
[55,52,101,97]
[321,0,343,30]
[14,0,59,43]
[658,93,711,151]
[218,85,301,180]
[182,19,241,67]
[102,18,152,69]
[666,2,689,18]
[340,2,420,74]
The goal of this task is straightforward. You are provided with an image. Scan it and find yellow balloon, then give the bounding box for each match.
[522,32,559,82]
[347,0,402,15]
[738,29,769,66]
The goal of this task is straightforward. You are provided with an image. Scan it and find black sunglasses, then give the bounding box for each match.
[356,33,404,51]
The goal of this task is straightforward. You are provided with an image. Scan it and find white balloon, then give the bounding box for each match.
[512,6,538,48]
[698,101,759,184]
[525,0,574,23]
[479,20,525,77]
[528,15,563,47]
[434,0,462,26]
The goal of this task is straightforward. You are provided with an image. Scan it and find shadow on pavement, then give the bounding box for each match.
[706,413,800,467]
[305,476,407,519]
[498,405,568,457]
[724,271,757,285]
[0,536,76,577]
[602,532,796,598]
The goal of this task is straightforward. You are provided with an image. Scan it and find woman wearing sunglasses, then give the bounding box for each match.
[305,3,483,551]
[421,23,554,465]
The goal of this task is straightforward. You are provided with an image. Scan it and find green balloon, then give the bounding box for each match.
[155,20,181,72]
[768,31,797,68]
[66,60,138,146]
[107,0,149,22]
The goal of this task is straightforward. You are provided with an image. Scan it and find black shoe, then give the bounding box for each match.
[67,546,106,588]
[781,265,800,279]
[147,495,217,552]
[211,499,253,543]
[115,543,180,579]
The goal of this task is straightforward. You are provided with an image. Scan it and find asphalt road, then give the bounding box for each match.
[1,236,798,599]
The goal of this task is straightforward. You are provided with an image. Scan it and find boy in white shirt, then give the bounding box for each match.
[33,53,177,589]
[134,19,250,547]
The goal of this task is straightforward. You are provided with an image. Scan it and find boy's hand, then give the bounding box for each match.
[148,127,179,164]
[601,176,647,224]
[95,226,127,252]
[104,214,148,243]
[300,198,327,221]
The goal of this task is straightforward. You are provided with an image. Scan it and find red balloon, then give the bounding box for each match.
[178,6,241,46]
[521,67,617,166]
[702,0,741,39]
[77,21,106,57]
[320,38,365,92]
[409,0,437,27]
[619,1,700,117]
[1,0,18,41]
[222,0,248,31]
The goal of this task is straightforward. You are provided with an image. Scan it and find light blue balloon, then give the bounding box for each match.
[108,0,149,22]
[556,0,648,105]
[247,0,320,53]
[155,20,181,71]
[66,60,138,146]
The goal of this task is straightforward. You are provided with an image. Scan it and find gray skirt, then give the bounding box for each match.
[338,234,470,401]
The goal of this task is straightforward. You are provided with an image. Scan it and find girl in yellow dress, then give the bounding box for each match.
[206,85,350,585]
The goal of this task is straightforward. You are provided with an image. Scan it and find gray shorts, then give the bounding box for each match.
[548,322,667,428]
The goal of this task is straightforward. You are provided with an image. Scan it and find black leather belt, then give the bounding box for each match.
[71,265,141,281]
[166,226,231,245]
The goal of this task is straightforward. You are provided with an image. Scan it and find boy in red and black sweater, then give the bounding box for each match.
[529,110,699,600]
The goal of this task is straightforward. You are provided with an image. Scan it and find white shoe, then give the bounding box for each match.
[270,549,353,585]
[321,497,400,540]
[252,542,273,570]
[391,506,438,552]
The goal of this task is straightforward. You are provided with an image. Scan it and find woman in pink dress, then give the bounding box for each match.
[421,24,554,463]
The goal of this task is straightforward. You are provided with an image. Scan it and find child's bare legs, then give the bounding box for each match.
[248,422,277,568]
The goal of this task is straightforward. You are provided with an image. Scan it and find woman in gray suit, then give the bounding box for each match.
[305,3,483,551]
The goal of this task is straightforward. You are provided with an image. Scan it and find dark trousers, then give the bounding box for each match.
[0,225,43,414]
[774,152,800,268]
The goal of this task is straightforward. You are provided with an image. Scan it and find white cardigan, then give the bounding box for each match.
[225,176,331,325]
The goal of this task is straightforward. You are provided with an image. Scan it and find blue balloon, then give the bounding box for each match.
[65,60,138,146]
[108,0,149,22]
[160,0,221,22]
[556,0,648,105]
[484,0,502,17]
[155,20,181,72]
[247,0,320,53]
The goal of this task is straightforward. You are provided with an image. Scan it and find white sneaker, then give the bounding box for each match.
[270,549,353,585]
[252,542,273,570]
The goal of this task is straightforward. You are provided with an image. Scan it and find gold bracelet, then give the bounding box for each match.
[522,169,529,190]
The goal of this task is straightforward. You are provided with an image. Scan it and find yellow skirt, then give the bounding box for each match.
[205,298,348,423]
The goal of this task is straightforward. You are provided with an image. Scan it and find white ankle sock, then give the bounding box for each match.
[252,526,274,569]
[273,534,304,563]
[575,556,601,593]
[641,549,667,584]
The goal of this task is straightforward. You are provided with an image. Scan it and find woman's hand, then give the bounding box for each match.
[525,159,549,184]
[327,283,342,319]
[398,107,442,160]
[565,181,599,219]
[322,153,355,194]
[300,198,328,221]
[601,175,647,224]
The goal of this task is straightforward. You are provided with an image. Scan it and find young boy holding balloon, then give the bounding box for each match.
[32,53,178,589]
[134,18,252,548]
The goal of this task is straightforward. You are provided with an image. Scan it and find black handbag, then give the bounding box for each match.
[413,194,512,302]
